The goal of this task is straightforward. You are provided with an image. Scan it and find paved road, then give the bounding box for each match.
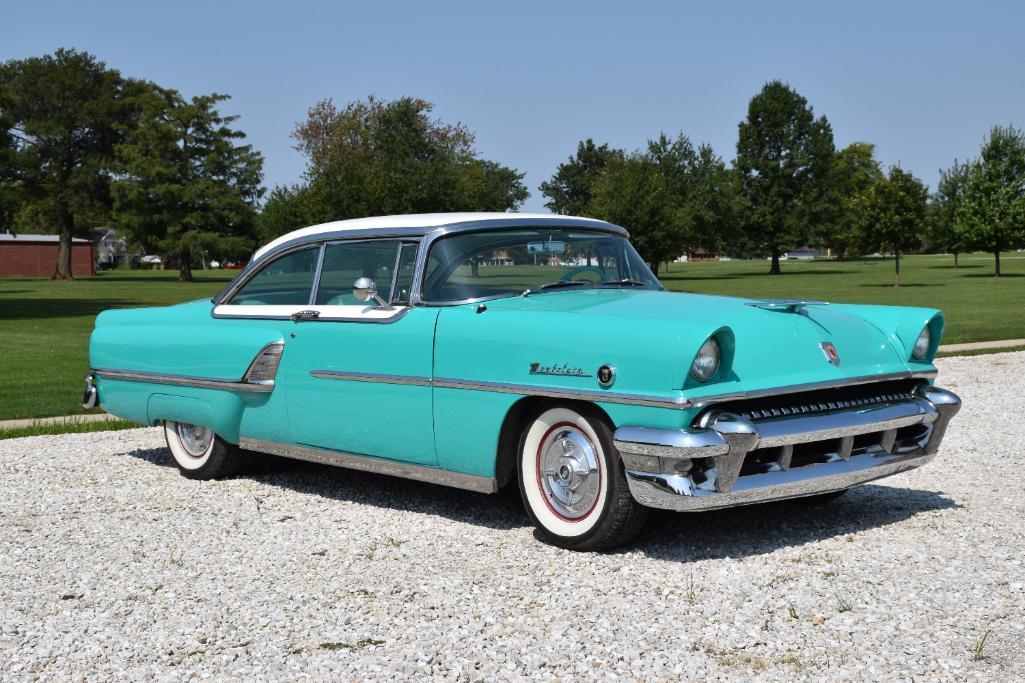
[0,354,1021,680]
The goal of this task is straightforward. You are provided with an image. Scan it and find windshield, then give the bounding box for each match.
[421,228,661,303]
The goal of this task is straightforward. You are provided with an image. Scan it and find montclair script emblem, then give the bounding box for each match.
[819,341,841,366]
[529,362,590,378]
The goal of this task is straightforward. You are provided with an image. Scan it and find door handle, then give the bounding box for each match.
[290,309,321,322]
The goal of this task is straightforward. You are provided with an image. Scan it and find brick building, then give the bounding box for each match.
[0,234,95,277]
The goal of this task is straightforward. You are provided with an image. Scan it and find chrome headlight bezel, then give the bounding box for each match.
[912,326,931,360]
[690,337,721,382]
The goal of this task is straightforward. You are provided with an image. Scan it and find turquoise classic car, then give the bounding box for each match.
[85,213,961,550]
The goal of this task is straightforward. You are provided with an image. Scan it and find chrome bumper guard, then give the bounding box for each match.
[614,385,961,512]
[82,374,98,409]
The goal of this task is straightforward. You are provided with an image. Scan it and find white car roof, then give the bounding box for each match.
[251,212,613,261]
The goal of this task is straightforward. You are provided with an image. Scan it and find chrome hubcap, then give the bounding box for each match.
[538,426,600,519]
[176,423,213,458]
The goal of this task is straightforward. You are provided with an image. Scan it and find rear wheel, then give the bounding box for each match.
[163,421,243,480]
[518,404,646,551]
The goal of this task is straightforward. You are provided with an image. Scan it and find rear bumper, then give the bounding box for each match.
[614,385,960,512]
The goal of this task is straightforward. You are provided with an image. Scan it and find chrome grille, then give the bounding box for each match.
[743,389,917,421]
[696,379,923,426]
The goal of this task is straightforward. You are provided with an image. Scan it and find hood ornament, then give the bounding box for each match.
[749,299,828,313]
[819,341,841,366]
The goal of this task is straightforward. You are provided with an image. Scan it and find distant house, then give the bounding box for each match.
[91,227,129,269]
[0,234,94,277]
[675,248,719,263]
[788,246,826,260]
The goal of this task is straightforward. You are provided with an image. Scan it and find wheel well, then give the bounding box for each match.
[494,396,614,491]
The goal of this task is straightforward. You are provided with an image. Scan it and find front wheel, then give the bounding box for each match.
[518,404,647,551]
[163,421,243,480]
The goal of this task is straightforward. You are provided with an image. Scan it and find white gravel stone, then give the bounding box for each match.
[1,352,1022,680]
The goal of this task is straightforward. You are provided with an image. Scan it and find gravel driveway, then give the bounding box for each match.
[1,353,1022,681]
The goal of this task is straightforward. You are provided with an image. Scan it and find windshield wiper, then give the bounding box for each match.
[600,278,652,288]
[521,280,594,297]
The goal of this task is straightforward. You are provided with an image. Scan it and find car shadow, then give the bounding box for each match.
[122,446,957,551]
[630,484,957,561]
[121,446,529,531]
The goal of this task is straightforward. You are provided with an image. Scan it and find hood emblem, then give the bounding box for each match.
[529,362,590,378]
[819,342,841,366]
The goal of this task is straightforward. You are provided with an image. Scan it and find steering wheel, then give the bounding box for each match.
[558,266,605,283]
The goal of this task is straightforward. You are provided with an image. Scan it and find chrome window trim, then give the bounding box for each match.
[215,218,626,307]
[210,306,412,324]
[410,221,634,307]
[93,368,274,393]
[216,242,323,307]
[238,436,497,493]
[307,243,327,305]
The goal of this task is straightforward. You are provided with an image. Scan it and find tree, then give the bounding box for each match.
[291,96,527,220]
[955,125,1025,276]
[0,106,23,233]
[928,159,971,266]
[113,90,264,281]
[689,144,743,257]
[256,184,316,243]
[590,153,684,274]
[827,142,883,259]
[735,81,836,274]
[852,167,928,286]
[0,48,143,279]
[539,139,624,215]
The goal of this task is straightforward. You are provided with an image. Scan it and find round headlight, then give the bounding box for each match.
[912,326,931,360]
[690,337,720,382]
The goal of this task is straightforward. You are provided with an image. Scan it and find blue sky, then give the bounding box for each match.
[3,1,1023,212]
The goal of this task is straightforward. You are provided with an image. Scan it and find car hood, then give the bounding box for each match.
[485,289,932,398]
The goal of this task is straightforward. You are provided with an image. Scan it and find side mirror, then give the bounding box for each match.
[353,277,389,307]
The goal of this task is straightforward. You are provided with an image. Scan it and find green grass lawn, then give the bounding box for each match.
[0,253,1022,421]
[660,252,1025,345]
[0,269,234,421]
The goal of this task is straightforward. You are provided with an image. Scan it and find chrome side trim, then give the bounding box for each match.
[432,376,691,409]
[238,437,497,493]
[302,369,935,412]
[311,370,431,387]
[92,368,274,393]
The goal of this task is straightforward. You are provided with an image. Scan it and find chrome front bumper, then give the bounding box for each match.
[614,385,961,512]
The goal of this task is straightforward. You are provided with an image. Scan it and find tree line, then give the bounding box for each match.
[2,49,1023,283]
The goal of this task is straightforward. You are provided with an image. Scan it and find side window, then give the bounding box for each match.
[390,242,419,304]
[315,241,401,306]
[229,247,320,305]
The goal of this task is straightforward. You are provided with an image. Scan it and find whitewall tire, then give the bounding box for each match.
[163,421,243,480]
[518,404,646,551]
